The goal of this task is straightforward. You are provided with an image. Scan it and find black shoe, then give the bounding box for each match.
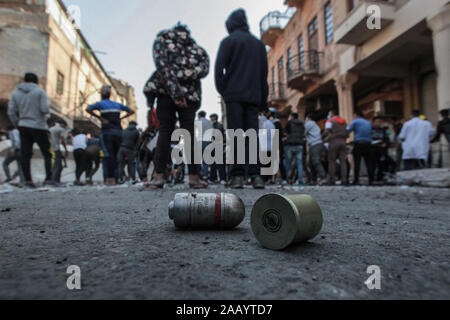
[24,183,36,189]
[230,176,244,189]
[252,176,266,190]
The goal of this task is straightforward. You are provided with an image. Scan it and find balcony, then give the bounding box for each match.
[260,11,291,47]
[287,51,323,92]
[268,83,288,106]
[335,0,396,45]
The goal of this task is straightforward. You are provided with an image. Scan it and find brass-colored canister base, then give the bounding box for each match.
[251,194,323,251]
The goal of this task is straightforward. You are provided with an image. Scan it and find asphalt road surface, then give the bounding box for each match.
[0,184,449,300]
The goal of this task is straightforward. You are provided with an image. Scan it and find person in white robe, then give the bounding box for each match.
[398,110,435,170]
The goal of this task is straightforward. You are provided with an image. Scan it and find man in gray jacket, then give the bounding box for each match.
[305,114,327,185]
[7,73,52,188]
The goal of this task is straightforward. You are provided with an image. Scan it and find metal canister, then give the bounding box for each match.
[251,194,323,251]
[168,193,245,229]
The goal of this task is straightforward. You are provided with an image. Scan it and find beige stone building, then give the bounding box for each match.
[111,78,138,127]
[261,0,450,166]
[0,0,137,134]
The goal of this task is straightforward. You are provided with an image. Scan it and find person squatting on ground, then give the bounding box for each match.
[143,23,210,189]
[7,73,52,188]
[215,9,269,190]
[323,110,348,186]
[305,114,327,185]
[49,120,68,186]
[284,113,306,186]
[118,121,140,184]
[71,129,88,186]
[398,110,435,171]
[85,137,102,185]
[86,85,135,186]
[2,126,24,184]
[348,111,375,185]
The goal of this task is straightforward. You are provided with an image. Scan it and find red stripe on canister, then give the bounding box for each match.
[215,193,222,227]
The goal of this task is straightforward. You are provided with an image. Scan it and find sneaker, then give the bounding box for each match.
[220,180,227,185]
[252,176,265,190]
[24,183,36,189]
[74,181,85,187]
[230,176,244,189]
[293,181,308,187]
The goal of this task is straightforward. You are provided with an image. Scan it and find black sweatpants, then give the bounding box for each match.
[353,141,375,184]
[73,149,87,181]
[19,126,52,182]
[155,95,199,176]
[226,102,261,178]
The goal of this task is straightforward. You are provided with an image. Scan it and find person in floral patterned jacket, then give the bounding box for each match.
[143,23,210,189]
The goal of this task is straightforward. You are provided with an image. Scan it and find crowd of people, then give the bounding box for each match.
[1,9,449,190]
[1,73,138,188]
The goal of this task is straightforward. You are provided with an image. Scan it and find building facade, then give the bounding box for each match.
[0,0,137,134]
[261,0,450,167]
[111,78,138,127]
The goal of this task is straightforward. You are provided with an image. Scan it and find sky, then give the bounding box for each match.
[63,0,287,127]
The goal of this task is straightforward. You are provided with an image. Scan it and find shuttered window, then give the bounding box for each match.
[324,2,334,44]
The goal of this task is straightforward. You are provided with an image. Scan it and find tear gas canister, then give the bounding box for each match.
[251,194,323,251]
[169,193,245,229]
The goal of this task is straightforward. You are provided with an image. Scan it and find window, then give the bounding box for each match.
[56,72,64,96]
[278,57,285,91]
[347,0,357,12]
[271,66,276,90]
[78,91,84,117]
[308,17,318,36]
[278,57,284,79]
[287,47,293,77]
[324,2,334,44]
[298,34,304,69]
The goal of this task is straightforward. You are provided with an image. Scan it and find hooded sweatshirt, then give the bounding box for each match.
[8,83,50,130]
[215,9,269,109]
[143,26,210,108]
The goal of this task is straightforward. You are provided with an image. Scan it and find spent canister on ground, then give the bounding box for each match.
[169,193,245,229]
[251,194,323,251]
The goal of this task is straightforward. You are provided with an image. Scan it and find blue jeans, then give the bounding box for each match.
[100,133,122,179]
[284,145,303,183]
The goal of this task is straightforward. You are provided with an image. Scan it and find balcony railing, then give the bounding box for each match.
[287,51,324,91]
[268,83,288,105]
[260,10,293,47]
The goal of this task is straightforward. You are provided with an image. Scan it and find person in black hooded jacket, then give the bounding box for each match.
[215,9,269,189]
